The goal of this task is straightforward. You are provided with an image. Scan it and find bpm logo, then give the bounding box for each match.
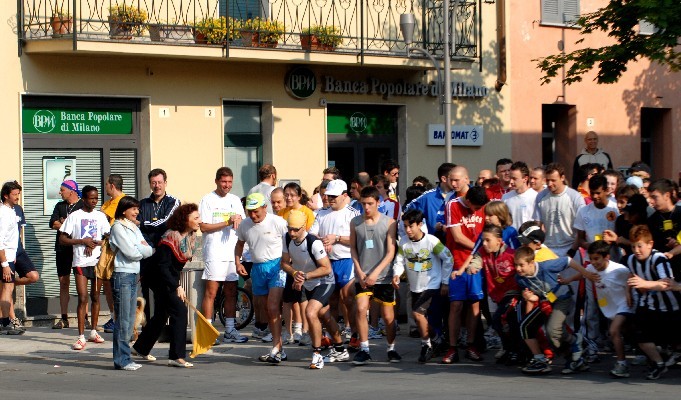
[285,67,317,99]
[349,112,367,133]
[32,110,57,133]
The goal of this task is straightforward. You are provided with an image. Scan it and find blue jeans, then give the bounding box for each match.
[112,272,138,369]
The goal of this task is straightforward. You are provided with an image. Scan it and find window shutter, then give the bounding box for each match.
[639,19,658,35]
[562,0,580,25]
[541,0,561,24]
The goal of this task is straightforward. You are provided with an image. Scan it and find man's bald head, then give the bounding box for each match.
[448,166,470,196]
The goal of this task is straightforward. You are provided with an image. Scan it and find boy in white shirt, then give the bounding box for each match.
[393,209,453,363]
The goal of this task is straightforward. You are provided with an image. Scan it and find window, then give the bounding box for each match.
[541,0,580,26]
[223,103,263,197]
[220,0,269,20]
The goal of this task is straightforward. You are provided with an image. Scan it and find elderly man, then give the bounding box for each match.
[572,131,613,187]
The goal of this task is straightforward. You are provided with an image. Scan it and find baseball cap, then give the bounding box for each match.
[622,194,648,215]
[325,180,347,197]
[287,210,307,229]
[630,162,651,176]
[245,193,266,210]
[517,225,545,245]
[625,176,644,189]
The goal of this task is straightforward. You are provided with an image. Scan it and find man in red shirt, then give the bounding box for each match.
[442,186,488,363]
[486,158,513,201]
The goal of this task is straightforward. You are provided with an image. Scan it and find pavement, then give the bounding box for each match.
[0,325,679,400]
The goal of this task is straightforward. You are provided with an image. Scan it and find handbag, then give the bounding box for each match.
[95,237,117,280]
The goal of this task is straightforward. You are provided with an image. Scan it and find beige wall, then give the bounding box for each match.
[508,0,680,180]
[2,9,23,182]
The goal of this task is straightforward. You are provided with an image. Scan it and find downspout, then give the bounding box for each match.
[495,0,506,92]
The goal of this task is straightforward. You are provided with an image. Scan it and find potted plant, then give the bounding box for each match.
[50,7,72,36]
[149,19,193,42]
[108,3,148,40]
[300,25,342,51]
[194,17,236,45]
[240,17,284,48]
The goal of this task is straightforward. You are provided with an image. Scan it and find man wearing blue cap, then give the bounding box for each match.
[49,179,84,329]
[235,192,288,363]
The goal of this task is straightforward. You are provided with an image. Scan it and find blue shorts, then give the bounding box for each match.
[331,258,354,288]
[251,258,286,296]
[448,272,484,302]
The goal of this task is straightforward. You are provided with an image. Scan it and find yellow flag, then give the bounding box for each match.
[188,303,219,358]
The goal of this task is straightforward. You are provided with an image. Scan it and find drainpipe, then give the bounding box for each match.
[495,0,506,92]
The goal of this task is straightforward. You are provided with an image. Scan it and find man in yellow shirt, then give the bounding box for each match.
[99,174,125,333]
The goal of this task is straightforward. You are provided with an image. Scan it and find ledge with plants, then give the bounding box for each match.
[300,25,342,51]
[240,18,285,48]
[108,3,149,40]
[193,17,241,45]
[50,7,72,37]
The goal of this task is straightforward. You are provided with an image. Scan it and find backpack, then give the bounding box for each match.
[285,232,320,262]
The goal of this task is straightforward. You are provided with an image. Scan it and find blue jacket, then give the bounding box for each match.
[406,184,449,242]
[110,220,154,274]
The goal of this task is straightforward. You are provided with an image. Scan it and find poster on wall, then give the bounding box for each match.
[43,156,76,215]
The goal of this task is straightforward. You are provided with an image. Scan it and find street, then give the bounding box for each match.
[0,326,678,400]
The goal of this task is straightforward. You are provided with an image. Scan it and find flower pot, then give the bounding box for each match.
[50,16,72,37]
[109,18,133,40]
[240,30,278,48]
[300,33,322,51]
[193,31,208,44]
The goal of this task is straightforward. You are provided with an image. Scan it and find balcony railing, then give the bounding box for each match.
[19,0,479,60]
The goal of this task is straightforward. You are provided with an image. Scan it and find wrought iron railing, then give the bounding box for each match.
[20,0,479,60]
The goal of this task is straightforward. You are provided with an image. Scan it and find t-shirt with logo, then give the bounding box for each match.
[585,261,634,319]
[237,213,287,263]
[199,191,246,262]
[59,209,110,267]
[283,233,333,290]
[444,196,485,268]
[393,234,453,293]
[573,201,619,261]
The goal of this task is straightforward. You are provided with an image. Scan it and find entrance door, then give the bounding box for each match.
[327,105,398,179]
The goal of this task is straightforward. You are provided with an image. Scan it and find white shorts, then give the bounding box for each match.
[202,260,238,282]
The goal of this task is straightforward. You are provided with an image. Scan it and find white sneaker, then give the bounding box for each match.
[261,332,273,343]
[223,328,248,343]
[298,332,312,346]
[309,352,324,369]
[323,348,350,363]
[121,362,142,371]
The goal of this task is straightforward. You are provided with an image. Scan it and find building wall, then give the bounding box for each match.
[508,0,680,180]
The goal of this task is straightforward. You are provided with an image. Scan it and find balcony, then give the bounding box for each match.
[19,0,480,68]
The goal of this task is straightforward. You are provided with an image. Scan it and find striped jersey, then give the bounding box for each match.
[624,251,681,312]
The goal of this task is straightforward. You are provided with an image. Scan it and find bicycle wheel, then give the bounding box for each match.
[235,286,254,330]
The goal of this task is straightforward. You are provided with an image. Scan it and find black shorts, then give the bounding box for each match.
[355,283,395,305]
[305,284,335,307]
[634,308,681,345]
[56,250,73,277]
[283,273,303,303]
[73,265,96,280]
[411,289,439,315]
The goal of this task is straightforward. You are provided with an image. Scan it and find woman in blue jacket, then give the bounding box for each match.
[109,196,153,371]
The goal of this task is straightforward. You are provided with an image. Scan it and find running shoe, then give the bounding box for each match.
[324,348,350,363]
[645,364,668,380]
[72,337,87,350]
[609,363,630,378]
[309,352,324,369]
[259,351,288,363]
[441,347,459,364]
[368,326,383,340]
[418,345,433,364]
[521,357,552,374]
[561,357,590,374]
[387,350,402,363]
[121,362,142,371]
[465,346,483,362]
[298,332,312,346]
[223,328,249,343]
[88,332,105,343]
[103,318,115,333]
[52,319,69,329]
[352,349,372,365]
[261,332,273,343]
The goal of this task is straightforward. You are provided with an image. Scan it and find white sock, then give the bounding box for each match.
[271,346,280,356]
[293,322,302,335]
[387,343,395,352]
[226,318,235,331]
[90,329,97,337]
[422,338,431,347]
[79,334,85,340]
[360,341,370,352]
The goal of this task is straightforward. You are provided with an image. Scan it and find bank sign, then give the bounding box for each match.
[428,124,483,146]
[22,108,133,134]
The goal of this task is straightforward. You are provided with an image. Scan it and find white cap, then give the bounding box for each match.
[325,179,347,196]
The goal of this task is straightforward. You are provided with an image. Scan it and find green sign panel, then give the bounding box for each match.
[327,106,396,135]
[22,108,133,134]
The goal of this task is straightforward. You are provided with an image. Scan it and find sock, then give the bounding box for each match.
[79,334,85,340]
[422,338,431,347]
[533,354,545,360]
[334,343,345,352]
[91,329,97,337]
[387,343,395,352]
[293,322,302,335]
[226,318,235,331]
[360,341,370,352]
[271,346,280,356]
[61,314,68,321]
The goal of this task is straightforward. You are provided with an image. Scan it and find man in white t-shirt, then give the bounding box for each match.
[248,164,277,214]
[309,180,360,346]
[0,181,22,335]
[502,161,537,230]
[199,167,247,343]
[59,185,110,350]
[235,193,288,363]
[533,163,585,257]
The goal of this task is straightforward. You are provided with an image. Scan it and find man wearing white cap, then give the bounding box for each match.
[309,179,360,352]
[281,210,348,369]
[235,193,288,363]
